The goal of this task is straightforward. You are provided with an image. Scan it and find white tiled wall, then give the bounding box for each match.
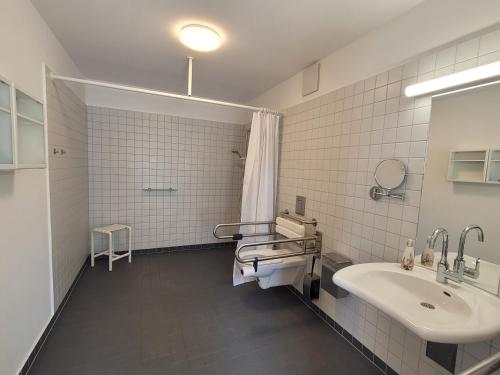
[87,107,246,251]
[280,28,500,374]
[46,68,89,309]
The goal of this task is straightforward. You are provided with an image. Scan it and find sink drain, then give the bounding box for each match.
[420,302,435,309]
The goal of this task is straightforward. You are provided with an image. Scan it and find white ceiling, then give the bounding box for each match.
[31,0,425,102]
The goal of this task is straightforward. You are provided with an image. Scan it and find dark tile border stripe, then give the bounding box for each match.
[287,286,398,375]
[21,256,88,375]
[129,241,236,255]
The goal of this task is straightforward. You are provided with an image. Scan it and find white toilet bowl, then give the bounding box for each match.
[237,248,307,289]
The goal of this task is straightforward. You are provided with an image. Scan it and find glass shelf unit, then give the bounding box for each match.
[448,149,500,185]
[447,150,487,183]
[486,150,500,184]
[15,89,45,168]
[0,79,15,169]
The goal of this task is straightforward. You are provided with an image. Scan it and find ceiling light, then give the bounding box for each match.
[179,24,221,52]
[405,61,500,97]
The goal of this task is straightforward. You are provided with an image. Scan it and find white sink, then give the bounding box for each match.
[333,263,500,343]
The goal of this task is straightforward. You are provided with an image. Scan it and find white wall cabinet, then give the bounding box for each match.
[0,75,46,170]
[448,149,500,184]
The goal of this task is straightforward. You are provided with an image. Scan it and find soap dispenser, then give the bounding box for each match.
[420,235,435,267]
[401,239,415,270]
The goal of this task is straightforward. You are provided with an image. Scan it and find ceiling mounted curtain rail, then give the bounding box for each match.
[50,73,278,113]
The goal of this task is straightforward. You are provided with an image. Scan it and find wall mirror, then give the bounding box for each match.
[375,159,406,189]
[369,159,406,200]
[416,82,500,295]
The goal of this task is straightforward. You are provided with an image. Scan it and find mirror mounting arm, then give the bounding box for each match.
[369,186,405,201]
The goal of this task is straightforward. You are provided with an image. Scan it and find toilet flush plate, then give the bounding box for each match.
[295,195,306,215]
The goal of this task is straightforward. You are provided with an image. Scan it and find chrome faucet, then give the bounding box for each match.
[455,225,483,280]
[428,227,459,283]
[428,225,484,284]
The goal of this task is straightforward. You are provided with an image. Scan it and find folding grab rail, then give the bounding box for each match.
[213,210,318,241]
[213,213,322,272]
[213,220,276,241]
[235,235,321,271]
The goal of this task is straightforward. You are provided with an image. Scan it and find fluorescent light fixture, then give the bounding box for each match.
[432,79,500,98]
[405,61,500,97]
[179,24,221,52]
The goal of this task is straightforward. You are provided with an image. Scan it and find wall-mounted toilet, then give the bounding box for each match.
[236,248,307,289]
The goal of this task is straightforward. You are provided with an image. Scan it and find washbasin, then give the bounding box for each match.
[333,263,500,343]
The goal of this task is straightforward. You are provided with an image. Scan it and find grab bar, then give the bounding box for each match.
[457,351,500,375]
[143,187,177,192]
[236,231,322,272]
[280,209,317,226]
[214,210,316,240]
[213,221,276,240]
[236,236,319,263]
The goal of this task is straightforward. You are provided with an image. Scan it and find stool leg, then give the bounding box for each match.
[109,233,113,272]
[128,227,132,263]
[91,231,95,267]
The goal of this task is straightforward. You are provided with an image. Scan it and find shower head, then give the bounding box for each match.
[231,150,242,158]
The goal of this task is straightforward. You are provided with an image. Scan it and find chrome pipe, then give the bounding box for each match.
[457,351,500,375]
[50,73,279,113]
[187,56,193,96]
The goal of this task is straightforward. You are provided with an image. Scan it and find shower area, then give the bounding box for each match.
[46,62,272,311]
[87,107,248,252]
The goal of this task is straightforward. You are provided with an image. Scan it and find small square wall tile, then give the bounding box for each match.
[388,67,403,84]
[411,124,428,142]
[418,54,436,74]
[403,61,418,79]
[412,107,431,125]
[436,46,457,69]
[376,72,389,87]
[478,50,500,65]
[479,29,500,55]
[410,141,427,158]
[456,38,480,63]
[387,81,401,99]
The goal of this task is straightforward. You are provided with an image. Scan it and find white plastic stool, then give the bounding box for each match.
[91,224,132,271]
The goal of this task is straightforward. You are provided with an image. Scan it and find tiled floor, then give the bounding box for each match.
[29,248,381,375]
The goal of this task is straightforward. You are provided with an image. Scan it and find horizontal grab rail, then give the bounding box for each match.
[235,236,318,264]
[213,210,318,242]
[143,187,177,192]
[457,351,500,375]
[213,221,275,240]
[280,209,317,226]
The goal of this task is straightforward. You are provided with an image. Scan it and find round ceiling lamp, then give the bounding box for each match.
[179,24,221,52]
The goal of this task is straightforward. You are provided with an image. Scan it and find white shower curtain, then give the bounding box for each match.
[233,111,280,286]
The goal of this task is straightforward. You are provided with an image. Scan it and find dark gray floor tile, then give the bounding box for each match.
[28,248,380,375]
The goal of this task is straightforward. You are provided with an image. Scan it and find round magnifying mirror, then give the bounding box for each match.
[374,159,406,190]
